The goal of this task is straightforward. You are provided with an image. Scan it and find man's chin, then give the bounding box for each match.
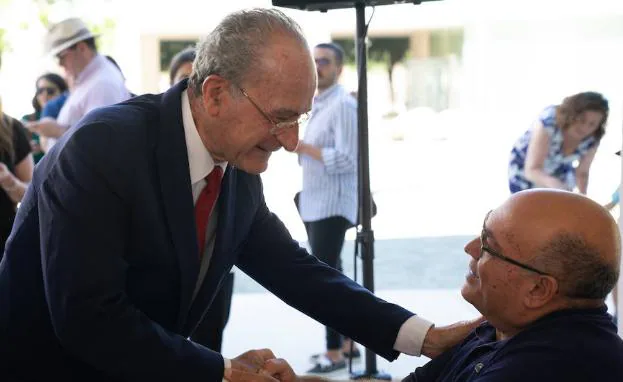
[235,158,270,175]
[461,285,475,304]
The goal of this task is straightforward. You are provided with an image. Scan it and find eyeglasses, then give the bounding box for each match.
[36,87,59,96]
[56,45,77,64]
[314,58,331,67]
[480,211,551,276]
[237,86,310,135]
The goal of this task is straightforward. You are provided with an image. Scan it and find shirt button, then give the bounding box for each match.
[474,363,484,373]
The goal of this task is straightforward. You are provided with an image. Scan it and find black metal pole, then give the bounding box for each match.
[351,2,390,380]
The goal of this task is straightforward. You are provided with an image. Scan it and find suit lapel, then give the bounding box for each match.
[183,167,237,335]
[156,80,200,330]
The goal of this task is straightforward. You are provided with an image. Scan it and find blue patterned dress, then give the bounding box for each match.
[508,105,597,193]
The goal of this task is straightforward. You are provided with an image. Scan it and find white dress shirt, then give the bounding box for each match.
[47,54,130,151]
[181,90,231,381]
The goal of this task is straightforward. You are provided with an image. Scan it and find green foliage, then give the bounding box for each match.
[0,28,5,69]
[333,37,410,67]
[429,29,464,57]
[39,10,50,28]
[334,29,464,67]
[87,17,116,53]
[160,40,197,72]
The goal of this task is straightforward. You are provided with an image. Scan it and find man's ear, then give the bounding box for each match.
[524,275,559,309]
[201,75,230,117]
[336,64,344,77]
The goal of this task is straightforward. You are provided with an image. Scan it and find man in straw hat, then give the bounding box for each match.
[0,8,480,382]
[26,17,130,152]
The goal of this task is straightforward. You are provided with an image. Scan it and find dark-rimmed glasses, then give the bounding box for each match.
[237,86,310,135]
[36,87,59,96]
[480,211,551,276]
[56,45,77,65]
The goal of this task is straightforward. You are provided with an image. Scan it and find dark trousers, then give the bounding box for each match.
[304,216,351,350]
[190,272,235,352]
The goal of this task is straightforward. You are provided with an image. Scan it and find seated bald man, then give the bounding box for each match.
[259,189,623,382]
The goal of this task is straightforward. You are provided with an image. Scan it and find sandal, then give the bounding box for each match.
[307,355,347,374]
[309,348,361,362]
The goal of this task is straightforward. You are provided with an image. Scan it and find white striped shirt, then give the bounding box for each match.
[299,84,358,225]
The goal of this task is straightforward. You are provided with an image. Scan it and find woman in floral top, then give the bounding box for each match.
[508,92,609,194]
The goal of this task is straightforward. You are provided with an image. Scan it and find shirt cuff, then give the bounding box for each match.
[393,315,434,356]
[222,357,231,381]
[320,148,337,172]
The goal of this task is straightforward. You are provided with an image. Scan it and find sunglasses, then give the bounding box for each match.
[36,87,59,96]
[314,58,331,67]
[56,44,77,64]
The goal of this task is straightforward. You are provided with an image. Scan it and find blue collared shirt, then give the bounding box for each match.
[298,84,358,224]
[404,305,623,382]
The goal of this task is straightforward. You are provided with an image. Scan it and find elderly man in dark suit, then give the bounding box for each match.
[0,8,478,382]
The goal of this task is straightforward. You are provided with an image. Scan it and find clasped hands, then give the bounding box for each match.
[225,317,486,381]
[226,349,321,382]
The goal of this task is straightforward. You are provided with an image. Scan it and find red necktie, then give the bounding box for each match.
[195,166,224,259]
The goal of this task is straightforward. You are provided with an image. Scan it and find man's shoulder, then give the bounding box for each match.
[486,311,623,378]
[51,93,163,162]
[335,85,357,109]
[81,93,161,126]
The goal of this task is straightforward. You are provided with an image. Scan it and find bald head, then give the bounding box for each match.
[496,189,620,300]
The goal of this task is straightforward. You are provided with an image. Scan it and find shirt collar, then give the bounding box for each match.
[314,83,341,103]
[75,54,104,86]
[181,90,227,184]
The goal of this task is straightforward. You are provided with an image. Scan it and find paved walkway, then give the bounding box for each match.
[221,289,479,380]
[222,288,615,380]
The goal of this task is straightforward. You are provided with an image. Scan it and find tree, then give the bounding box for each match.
[334,36,410,108]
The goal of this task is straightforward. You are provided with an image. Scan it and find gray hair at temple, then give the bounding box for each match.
[188,8,308,95]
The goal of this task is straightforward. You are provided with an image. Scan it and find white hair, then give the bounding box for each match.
[188,8,308,95]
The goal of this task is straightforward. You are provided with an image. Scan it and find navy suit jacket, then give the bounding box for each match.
[0,80,414,381]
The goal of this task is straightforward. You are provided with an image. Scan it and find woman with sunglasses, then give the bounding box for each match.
[21,73,68,163]
[0,97,34,257]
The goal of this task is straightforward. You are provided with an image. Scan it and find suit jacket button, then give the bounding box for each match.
[474,362,484,373]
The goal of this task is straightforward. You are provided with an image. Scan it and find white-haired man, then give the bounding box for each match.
[0,9,478,382]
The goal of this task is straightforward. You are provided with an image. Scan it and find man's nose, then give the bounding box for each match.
[464,237,480,259]
[277,125,300,152]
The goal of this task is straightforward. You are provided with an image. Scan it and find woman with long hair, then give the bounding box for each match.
[508,91,609,194]
[0,97,34,256]
[21,73,68,163]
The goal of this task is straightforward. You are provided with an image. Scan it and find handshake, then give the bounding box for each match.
[225,349,343,382]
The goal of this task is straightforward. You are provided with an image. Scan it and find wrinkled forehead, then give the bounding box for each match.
[249,40,316,113]
[482,208,527,254]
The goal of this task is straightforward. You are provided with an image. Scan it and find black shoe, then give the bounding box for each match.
[307,355,347,374]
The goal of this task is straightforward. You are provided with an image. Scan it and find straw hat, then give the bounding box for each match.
[44,18,99,57]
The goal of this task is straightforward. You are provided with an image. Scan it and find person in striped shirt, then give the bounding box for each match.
[295,42,360,373]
